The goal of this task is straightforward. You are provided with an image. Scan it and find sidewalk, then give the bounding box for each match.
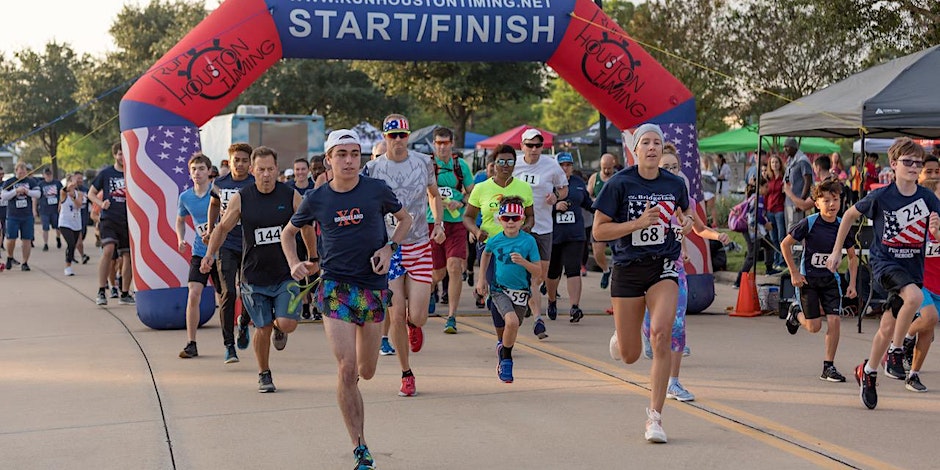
[1,239,935,469]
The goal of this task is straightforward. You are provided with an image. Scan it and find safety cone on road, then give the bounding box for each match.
[730,271,761,317]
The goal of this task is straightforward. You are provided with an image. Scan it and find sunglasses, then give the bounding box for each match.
[662,164,680,172]
[499,215,523,222]
[523,142,543,149]
[897,158,924,168]
[386,132,410,140]
[495,159,516,167]
[434,140,452,145]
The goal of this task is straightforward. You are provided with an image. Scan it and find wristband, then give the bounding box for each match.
[308,257,320,263]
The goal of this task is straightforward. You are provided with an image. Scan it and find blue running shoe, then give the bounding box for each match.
[547,300,557,320]
[642,333,653,359]
[380,336,396,356]
[533,318,548,340]
[498,358,514,383]
[428,289,438,315]
[600,270,611,289]
[236,314,250,350]
[354,444,375,470]
[496,340,503,361]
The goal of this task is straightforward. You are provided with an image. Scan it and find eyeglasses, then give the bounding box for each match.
[495,159,515,167]
[523,142,543,149]
[897,159,924,168]
[434,140,452,145]
[386,132,410,140]
[499,215,522,222]
[662,164,680,172]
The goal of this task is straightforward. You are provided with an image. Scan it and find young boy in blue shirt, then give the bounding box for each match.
[781,178,858,382]
[476,196,541,383]
[827,138,940,409]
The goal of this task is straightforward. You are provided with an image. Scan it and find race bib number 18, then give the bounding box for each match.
[254,226,281,245]
[810,253,830,268]
[632,225,664,246]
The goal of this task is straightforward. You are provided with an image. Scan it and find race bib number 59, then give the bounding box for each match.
[505,288,530,306]
[254,226,281,245]
[632,226,664,246]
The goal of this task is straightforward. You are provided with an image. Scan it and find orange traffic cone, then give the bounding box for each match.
[730,271,762,317]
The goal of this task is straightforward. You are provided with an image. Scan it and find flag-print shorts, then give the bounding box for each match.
[316,279,390,326]
[387,241,433,284]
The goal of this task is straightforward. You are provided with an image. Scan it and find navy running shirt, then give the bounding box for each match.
[855,183,940,283]
[213,173,255,252]
[290,176,402,291]
[90,166,127,224]
[37,179,63,215]
[4,176,40,218]
[789,214,855,278]
[592,166,689,265]
[288,178,315,197]
[552,174,594,244]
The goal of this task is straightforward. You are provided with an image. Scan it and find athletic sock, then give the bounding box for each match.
[889,345,903,353]
[402,369,413,378]
[668,376,679,388]
[121,291,129,297]
[98,287,106,294]
[864,362,877,375]
[502,346,513,360]
[824,361,834,368]
[905,334,916,341]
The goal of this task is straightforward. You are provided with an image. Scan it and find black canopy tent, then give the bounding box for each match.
[758,45,940,331]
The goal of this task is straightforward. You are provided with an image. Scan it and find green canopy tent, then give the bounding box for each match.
[698,125,840,154]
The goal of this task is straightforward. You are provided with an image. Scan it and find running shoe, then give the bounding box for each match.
[903,336,916,370]
[609,332,621,361]
[81,254,90,264]
[301,304,312,320]
[666,382,695,402]
[56,237,62,249]
[820,364,846,382]
[236,314,251,350]
[786,303,801,335]
[533,318,548,340]
[399,374,416,397]
[312,309,323,322]
[353,444,375,470]
[580,265,587,277]
[258,370,276,393]
[4,258,11,270]
[96,290,107,306]
[441,291,449,305]
[645,408,667,443]
[443,316,457,334]
[600,270,611,289]
[224,345,239,364]
[682,345,691,357]
[43,244,49,252]
[408,323,424,352]
[906,372,927,393]
[466,271,474,287]
[119,293,135,305]
[605,307,614,315]
[642,333,653,359]
[539,282,547,295]
[498,358,514,383]
[547,300,557,321]
[474,291,485,309]
[380,337,396,356]
[885,349,906,379]
[110,286,119,298]
[64,267,74,276]
[179,341,198,359]
[272,326,288,351]
[21,263,30,272]
[855,360,877,410]
[496,340,503,361]
[428,290,438,315]
[569,306,584,323]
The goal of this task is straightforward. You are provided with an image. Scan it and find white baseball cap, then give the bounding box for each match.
[325,129,361,153]
[521,128,543,141]
[284,169,294,177]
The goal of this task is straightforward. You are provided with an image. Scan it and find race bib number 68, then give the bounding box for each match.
[632,225,664,246]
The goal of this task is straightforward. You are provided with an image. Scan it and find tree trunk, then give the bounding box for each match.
[448,106,470,149]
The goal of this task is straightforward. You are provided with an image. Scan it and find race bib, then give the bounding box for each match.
[47,196,58,205]
[15,199,27,209]
[518,173,540,186]
[632,225,665,246]
[385,213,398,228]
[555,211,575,224]
[438,186,454,199]
[896,199,929,227]
[927,242,940,258]
[810,252,830,268]
[195,223,208,237]
[253,226,281,245]
[505,288,530,306]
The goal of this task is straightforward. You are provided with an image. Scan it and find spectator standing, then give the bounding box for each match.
[765,155,786,269]
[783,137,814,230]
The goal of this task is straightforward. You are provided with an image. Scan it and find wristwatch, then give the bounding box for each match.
[387,240,399,252]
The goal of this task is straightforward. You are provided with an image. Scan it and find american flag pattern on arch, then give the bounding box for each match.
[122,125,201,291]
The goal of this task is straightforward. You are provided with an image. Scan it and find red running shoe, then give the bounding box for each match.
[408,323,424,352]
[399,375,416,397]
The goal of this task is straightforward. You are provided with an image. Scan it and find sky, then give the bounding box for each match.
[3,0,144,57]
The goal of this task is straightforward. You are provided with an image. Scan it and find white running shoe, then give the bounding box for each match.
[64,267,74,276]
[645,408,667,443]
[609,331,621,361]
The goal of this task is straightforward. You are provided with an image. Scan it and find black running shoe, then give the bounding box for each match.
[42,244,49,252]
[179,341,198,358]
[56,238,62,249]
[820,364,846,382]
[547,300,557,321]
[885,349,906,379]
[786,303,801,335]
[258,370,276,393]
[903,336,916,370]
[467,272,474,287]
[96,290,107,306]
[569,306,584,323]
[855,361,878,410]
[474,292,485,309]
[236,315,251,350]
[4,258,12,270]
[110,286,119,298]
[81,254,90,264]
[906,373,927,393]
[441,291,449,305]
[21,263,30,272]
[539,282,547,295]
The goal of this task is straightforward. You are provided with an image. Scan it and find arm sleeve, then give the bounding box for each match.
[0,189,15,201]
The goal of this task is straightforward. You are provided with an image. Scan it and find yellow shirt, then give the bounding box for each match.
[467,177,534,237]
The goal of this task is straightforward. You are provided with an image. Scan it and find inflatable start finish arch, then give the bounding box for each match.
[119,0,712,328]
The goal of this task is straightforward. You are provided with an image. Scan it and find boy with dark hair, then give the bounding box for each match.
[827,138,940,409]
[781,179,858,382]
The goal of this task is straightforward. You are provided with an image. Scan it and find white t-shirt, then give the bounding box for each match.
[513,156,568,235]
[58,190,84,231]
[363,150,435,245]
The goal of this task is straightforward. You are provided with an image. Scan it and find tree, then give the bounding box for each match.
[535,78,597,134]
[233,59,406,129]
[55,132,112,174]
[354,61,547,148]
[0,42,87,178]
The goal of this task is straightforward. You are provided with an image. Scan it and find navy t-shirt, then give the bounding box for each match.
[38,179,63,215]
[213,173,255,252]
[855,183,940,283]
[592,166,689,265]
[288,178,315,197]
[290,176,403,290]
[4,176,40,218]
[789,214,855,278]
[552,175,594,244]
[90,166,127,224]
